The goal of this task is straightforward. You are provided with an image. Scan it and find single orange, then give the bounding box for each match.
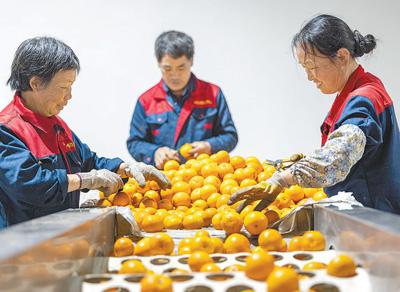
[152,233,174,255]
[240,178,258,188]
[233,168,246,182]
[191,236,214,253]
[244,211,268,235]
[172,181,191,194]
[141,214,164,233]
[192,199,208,210]
[182,214,204,229]
[211,212,223,230]
[158,199,173,210]
[140,273,173,292]
[245,249,275,281]
[182,168,197,182]
[327,255,357,277]
[139,197,158,209]
[285,185,305,202]
[190,188,203,202]
[180,143,193,159]
[144,190,161,202]
[301,231,325,251]
[114,237,134,257]
[223,233,251,253]
[230,156,246,169]
[258,229,283,251]
[243,167,257,180]
[97,199,112,207]
[189,176,204,190]
[134,237,153,256]
[201,163,219,177]
[119,259,147,274]
[188,251,213,272]
[221,211,243,234]
[267,267,299,292]
[112,192,131,206]
[172,192,191,207]
[218,162,234,179]
[163,214,182,229]
[203,207,217,226]
[122,183,137,196]
[287,236,303,252]
[210,237,224,253]
[164,160,180,171]
[215,150,230,163]
[203,175,220,187]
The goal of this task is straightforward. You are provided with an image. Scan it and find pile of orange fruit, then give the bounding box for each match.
[97,150,327,235]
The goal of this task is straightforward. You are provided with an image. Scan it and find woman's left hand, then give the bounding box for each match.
[119,162,171,189]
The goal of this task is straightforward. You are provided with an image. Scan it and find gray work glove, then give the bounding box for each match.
[79,169,124,195]
[228,172,288,212]
[122,161,171,189]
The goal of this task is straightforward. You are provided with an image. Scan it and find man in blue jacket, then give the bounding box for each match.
[0,37,169,228]
[127,31,238,169]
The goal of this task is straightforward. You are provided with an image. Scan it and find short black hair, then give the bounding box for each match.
[7,36,80,91]
[292,14,376,59]
[155,30,194,62]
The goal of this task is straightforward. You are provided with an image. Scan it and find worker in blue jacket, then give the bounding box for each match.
[127,31,238,169]
[0,37,169,228]
[229,15,400,214]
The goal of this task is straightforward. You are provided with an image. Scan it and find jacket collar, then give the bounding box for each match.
[325,65,365,126]
[154,73,197,100]
[13,92,60,134]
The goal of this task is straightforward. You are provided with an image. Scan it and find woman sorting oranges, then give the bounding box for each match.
[0,37,169,228]
[230,15,400,214]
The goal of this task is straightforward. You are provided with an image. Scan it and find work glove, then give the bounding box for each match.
[228,171,294,213]
[122,161,171,189]
[79,169,124,196]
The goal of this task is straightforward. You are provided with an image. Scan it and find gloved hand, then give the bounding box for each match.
[79,169,124,196]
[228,171,295,212]
[122,161,171,189]
[154,147,180,169]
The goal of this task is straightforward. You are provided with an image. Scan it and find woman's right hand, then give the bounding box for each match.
[78,169,124,195]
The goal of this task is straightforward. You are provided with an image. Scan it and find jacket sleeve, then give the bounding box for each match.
[289,124,366,188]
[126,100,160,165]
[72,132,123,172]
[0,125,69,208]
[204,90,238,152]
[288,95,381,188]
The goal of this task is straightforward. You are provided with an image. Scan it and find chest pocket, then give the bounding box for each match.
[146,113,169,144]
[191,108,218,133]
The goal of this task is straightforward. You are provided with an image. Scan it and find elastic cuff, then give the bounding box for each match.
[76,173,82,189]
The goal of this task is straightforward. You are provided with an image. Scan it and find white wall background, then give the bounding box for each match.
[0,0,399,162]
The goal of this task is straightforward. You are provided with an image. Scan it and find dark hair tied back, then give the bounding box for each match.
[353,30,376,57]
